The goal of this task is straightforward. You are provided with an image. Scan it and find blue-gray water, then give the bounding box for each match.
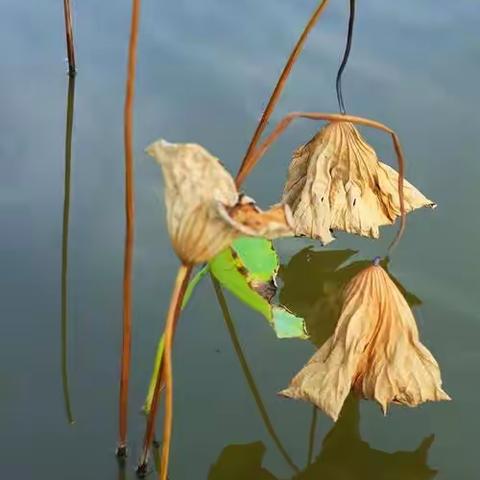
[1,0,479,478]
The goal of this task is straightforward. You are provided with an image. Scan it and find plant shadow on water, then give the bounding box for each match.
[209,397,436,480]
[207,247,436,479]
[278,247,421,348]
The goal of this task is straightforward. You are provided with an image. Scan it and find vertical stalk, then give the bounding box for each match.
[62,0,76,76]
[117,0,141,457]
[159,264,191,480]
[211,276,299,473]
[117,457,127,480]
[61,74,76,425]
[307,406,317,465]
[235,0,330,187]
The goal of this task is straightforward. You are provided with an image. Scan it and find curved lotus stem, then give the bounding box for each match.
[137,267,191,472]
[236,111,406,252]
[235,0,331,185]
[159,264,192,480]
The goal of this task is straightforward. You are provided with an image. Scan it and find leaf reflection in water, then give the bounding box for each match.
[208,247,438,479]
[209,397,437,480]
[279,247,421,348]
[295,396,437,480]
[208,442,276,480]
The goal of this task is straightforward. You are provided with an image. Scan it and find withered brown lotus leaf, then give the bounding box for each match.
[280,264,450,421]
[282,122,436,244]
[221,196,294,240]
[146,140,293,264]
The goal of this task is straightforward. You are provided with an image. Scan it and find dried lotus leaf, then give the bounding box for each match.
[220,196,294,240]
[147,140,292,264]
[280,264,449,420]
[282,122,435,244]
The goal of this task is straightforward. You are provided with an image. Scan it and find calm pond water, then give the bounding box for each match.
[2,0,480,478]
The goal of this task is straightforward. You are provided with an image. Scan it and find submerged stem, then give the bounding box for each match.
[117,0,141,456]
[210,275,299,473]
[159,264,191,480]
[235,0,330,187]
[61,74,76,425]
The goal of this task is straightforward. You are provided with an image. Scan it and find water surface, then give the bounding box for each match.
[1,1,479,478]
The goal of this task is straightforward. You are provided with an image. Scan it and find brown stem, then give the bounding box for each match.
[137,265,193,472]
[235,0,330,186]
[236,111,406,247]
[62,0,76,76]
[117,0,141,457]
[159,264,191,480]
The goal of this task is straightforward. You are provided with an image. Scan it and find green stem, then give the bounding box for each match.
[210,275,299,473]
[143,334,165,413]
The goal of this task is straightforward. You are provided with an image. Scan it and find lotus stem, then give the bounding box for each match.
[62,0,76,76]
[117,0,141,457]
[307,406,317,465]
[142,334,165,415]
[210,275,299,473]
[336,0,356,114]
[235,0,330,187]
[158,264,191,480]
[61,74,76,425]
[137,261,192,472]
[236,111,406,247]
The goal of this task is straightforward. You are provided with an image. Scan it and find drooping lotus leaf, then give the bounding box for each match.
[281,264,450,420]
[282,122,436,244]
[147,139,293,264]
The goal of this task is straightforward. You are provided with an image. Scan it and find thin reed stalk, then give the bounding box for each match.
[61,74,76,425]
[117,0,141,457]
[235,0,330,186]
[62,0,76,76]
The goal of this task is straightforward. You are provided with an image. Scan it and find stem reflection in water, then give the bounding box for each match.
[61,73,76,425]
[210,275,299,474]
